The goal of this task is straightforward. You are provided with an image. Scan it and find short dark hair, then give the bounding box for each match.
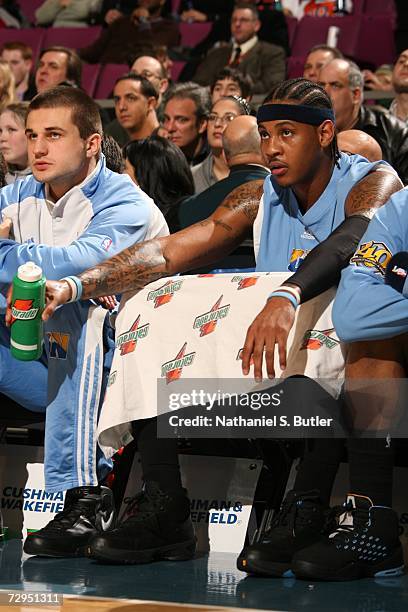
[264,77,339,163]
[233,3,259,20]
[39,46,82,87]
[123,136,194,231]
[102,134,124,173]
[210,67,253,99]
[307,45,344,60]
[0,41,32,60]
[164,82,211,123]
[114,72,159,100]
[28,86,103,139]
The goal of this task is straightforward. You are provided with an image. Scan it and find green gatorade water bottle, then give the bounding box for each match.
[10,262,46,361]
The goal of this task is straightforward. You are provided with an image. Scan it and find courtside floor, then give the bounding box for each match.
[1,539,408,611]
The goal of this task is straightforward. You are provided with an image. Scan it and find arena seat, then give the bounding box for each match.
[171,60,186,82]
[18,0,44,25]
[0,28,45,61]
[355,15,396,67]
[94,63,129,99]
[363,0,397,16]
[284,15,298,48]
[82,63,100,97]
[42,26,102,50]
[287,56,305,79]
[179,22,213,48]
[291,15,361,59]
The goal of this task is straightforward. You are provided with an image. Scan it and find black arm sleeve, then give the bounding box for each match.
[288,215,370,303]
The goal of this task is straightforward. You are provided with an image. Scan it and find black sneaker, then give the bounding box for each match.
[88,481,196,564]
[237,490,328,577]
[292,493,405,581]
[23,485,115,558]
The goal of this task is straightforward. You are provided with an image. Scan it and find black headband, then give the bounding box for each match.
[257,103,335,125]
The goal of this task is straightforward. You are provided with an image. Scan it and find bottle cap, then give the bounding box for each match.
[17,262,43,282]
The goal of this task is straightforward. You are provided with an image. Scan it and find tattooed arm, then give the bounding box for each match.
[241,167,403,380]
[37,179,264,319]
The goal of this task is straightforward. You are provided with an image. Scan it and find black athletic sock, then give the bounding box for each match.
[293,439,345,506]
[347,435,395,507]
[133,417,184,496]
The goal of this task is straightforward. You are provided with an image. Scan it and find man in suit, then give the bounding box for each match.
[193,3,286,96]
[178,114,269,270]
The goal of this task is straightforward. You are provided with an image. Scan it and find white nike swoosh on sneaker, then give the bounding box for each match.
[101,511,114,531]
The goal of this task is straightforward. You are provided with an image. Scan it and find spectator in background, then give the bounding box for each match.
[282,0,352,18]
[180,114,267,227]
[210,67,253,104]
[0,0,26,28]
[152,44,173,80]
[0,102,29,183]
[35,0,97,28]
[319,58,408,184]
[123,136,194,232]
[0,60,16,114]
[337,129,383,162]
[0,42,35,101]
[79,0,179,65]
[130,55,169,105]
[365,50,408,124]
[163,83,210,166]
[98,0,138,26]
[303,44,343,83]
[192,95,251,194]
[193,4,285,96]
[35,47,82,94]
[110,73,159,143]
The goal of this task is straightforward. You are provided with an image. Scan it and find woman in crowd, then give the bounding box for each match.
[0,60,16,114]
[192,95,251,194]
[123,135,194,232]
[0,102,29,184]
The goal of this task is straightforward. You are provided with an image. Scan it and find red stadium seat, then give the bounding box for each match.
[43,26,102,51]
[363,0,396,16]
[94,63,129,99]
[355,15,396,67]
[0,28,45,61]
[291,15,361,59]
[179,22,212,48]
[287,56,305,79]
[82,63,101,97]
[171,60,186,82]
[285,16,298,48]
[18,0,44,25]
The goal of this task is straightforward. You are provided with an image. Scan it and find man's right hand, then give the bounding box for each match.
[105,8,122,25]
[42,281,72,321]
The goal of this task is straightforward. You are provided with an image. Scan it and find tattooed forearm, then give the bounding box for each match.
[79,239,167,299]
[220,179,264,223]
[345,168,403,219]
[214,219,233,232]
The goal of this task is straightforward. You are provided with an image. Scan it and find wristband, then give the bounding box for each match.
[61,276,83,303]
[267,290,299,310]
[278,284,301,304]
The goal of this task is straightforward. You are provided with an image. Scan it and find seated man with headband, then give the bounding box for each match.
[36,78,402,579]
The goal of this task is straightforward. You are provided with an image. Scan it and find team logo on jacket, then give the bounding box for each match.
[301,328,339,351]
[47,332,70,359]
[231,275,259,290]
[161,342,195,383]
[288,249,309,272]
[10,299,38,324]
[193,295,230,337]
[101,236,112,251]
[116,315,149,356]
[147,279,183,308]
[350,241,392,275]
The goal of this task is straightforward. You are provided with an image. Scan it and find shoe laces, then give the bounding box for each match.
[40,498,96,533]
[123,489,168,524]
[329,500,369,541]
[268,495,318,535]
